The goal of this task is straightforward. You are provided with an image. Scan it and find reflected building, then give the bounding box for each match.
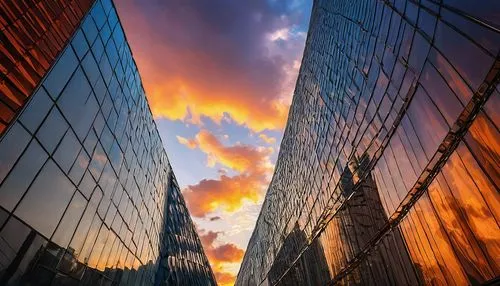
[0,0,215,285]
[237,0,500,285]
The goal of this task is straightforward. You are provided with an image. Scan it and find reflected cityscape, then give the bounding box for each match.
[0,0,215,285]
[237,0,500,285]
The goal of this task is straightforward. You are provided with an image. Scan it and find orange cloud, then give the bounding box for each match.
[184,174,262,217]
[147,78,290,132]
[200,231,245,264]
[176,135,198,149]
[199,230,245,286]
[259,133,277,144]
[195,129,273,172]
[215,272,238,286]
[115,0,305,132]
[182,129,273,217]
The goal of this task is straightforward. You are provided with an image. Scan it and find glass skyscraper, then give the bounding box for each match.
[0,0,215,285]
[237,0,499,285]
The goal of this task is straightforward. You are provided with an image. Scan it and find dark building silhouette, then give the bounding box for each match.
[156,175,216,286]
[0,0,215,285]
[237,0,500,285]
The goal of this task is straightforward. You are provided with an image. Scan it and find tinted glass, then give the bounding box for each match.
[236,0,500,285]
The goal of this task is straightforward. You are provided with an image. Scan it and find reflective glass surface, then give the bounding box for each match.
[0,1,215,285]
[237,0,500,285]
[156,176,217,285]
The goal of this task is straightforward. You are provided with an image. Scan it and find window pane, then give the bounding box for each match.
[89,143,108,180]
[15,160,75,238]
[82,52,101,87]
[0,123,30,183]
[69,149,91,185]
[441,9,500,56]
[19,88,53,134]
[427,173,495,282]
[91,36,105,62]
[43,47,78,99]
[429,48,472,105]
[91,1,106,29]
[68,204,96,259]
[465,112,500,189]
[406,88,448,158]
[434,20,492,90]
[54,129,81,174]
[57,67,92,120]
[71,29,90,60]
[36,108,68,154]
[441,147,500,276]
[483,90,499,131]
[57,68,97,141]
[0,216,31,273]
[420,62,463,125]
[0,140,47,211]
[82,14,98,45]
[443,0,500,29]
[52,192,87,248]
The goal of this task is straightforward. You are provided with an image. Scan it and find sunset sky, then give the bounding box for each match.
[115,1,312,284]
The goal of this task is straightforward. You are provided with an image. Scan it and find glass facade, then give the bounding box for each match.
[237,0,500,285]
[156,175,216,285]
[0,0,215,285]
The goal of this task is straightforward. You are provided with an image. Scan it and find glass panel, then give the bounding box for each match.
[9,234,48,284]
[0,216,32,275]
[69,149,91,185]
[428,48,473,105]
[0,140,47,211]
[15,160,76,238]
[89,143,108,181]
[434,20,492,90]
[427,173,495,282]
[456,144,500,222]
[91,36,105,63]
[465,112,500,189]
[99,55,113,86]
[19,88,54,134]
[400,211,448,285]
[79,170,96,199]
[82,14,99,45]
[43,47,79,100]
[78,216,102,265]
[52,192,87,248]
[36,108,68,154]
[84,129,99,156]
[483,90,499,128]
[53,129,81,174]
[443,0,500,28]
[68,204,97,260]
[441,9,500,56]
[57,67,96,141]
[91,1,107,30]
[71,29,90,60]
[420,62,463,126]
[87,226,109,269]
[406,88,448,159]
[407,32,430,74]
[82,52,101,87]
[441,147,500,277]
[0,123,31,184]
[414,196,468,285]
